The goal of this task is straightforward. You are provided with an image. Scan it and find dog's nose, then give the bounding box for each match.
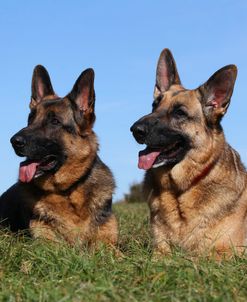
[10,135,26,149]
[130,122,148,144]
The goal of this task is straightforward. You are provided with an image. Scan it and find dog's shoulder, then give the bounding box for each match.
[86,155,115,191]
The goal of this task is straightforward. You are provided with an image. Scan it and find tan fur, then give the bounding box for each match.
[133,50,247,258]
[0,67,118,248]
[144,88,247,258]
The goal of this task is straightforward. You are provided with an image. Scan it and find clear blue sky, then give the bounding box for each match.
[0,1,247,200]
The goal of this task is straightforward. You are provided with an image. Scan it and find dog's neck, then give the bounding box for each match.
[33,154,97,193]
[147,154,220,197]
[190,157,219,188]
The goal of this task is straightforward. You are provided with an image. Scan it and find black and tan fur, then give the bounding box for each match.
[0,65,118,246]
[131,49,247,257]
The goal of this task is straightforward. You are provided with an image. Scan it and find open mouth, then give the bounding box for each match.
[138,140,187,170]
[19,155,58,183]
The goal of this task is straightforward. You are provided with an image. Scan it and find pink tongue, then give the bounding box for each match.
[19,162,39,183]
[138,150,161,170]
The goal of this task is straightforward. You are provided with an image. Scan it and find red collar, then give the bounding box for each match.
[191,159,217,187]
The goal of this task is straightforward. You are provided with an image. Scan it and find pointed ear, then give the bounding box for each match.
[67,68,95,126]
[154,48,181,98]
[30,65,55,109]
[198,65,237,122]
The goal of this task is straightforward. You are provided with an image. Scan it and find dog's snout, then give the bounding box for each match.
[132,123,147,136]
[10,134,26,149]
[130,121,148,144]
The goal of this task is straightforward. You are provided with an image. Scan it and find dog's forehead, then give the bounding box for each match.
[35,97,74,120]
[38,97,71,113]
[160,87,199,109]
[41,97,70,110]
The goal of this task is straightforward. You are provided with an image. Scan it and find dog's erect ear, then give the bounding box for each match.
[30,65,55,109]
[154,48,181,98]
[67,68,95,127]
[198,65,237,123]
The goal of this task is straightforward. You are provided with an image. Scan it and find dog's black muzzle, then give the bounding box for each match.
[130,115,159,145]
[11,130,29,156]
[131,115,191,169]
[10,128,64,160]
[10,128,45,158]
[131,114,190,150]
[130,122,147,144]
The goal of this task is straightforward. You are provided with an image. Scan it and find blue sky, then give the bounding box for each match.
[0,1,247,200]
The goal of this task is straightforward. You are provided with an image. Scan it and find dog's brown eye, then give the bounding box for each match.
[152,99,160,111]
[172,107,188,119]
[176,109,186,115]
[28,110,36,125]
[51,118,61,126]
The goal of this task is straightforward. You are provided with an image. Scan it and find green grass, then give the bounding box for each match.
[1,202,247,302]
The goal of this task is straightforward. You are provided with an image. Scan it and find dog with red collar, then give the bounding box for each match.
[131,48,247,258]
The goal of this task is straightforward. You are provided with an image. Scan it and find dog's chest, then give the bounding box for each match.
[151,189,210,240]
[33,190,88,225]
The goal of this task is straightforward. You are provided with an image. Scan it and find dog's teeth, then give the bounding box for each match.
[152,160,167,168]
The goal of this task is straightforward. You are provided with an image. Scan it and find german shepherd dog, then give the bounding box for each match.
[0,66,118,246]
[131,49,247,257]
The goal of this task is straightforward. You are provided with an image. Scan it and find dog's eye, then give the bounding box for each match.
[152,98,161,111]
[51,118,61,126]
[172,108,188,118]
[28,115,34,125]
[28,110,36,125]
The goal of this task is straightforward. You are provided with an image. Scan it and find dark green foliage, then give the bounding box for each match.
[123,182,144,203]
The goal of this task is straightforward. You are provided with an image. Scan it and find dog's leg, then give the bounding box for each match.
[152,223,172,258]
[153,242,171,256]
[95,215,118,246]
[29,220,58,241]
